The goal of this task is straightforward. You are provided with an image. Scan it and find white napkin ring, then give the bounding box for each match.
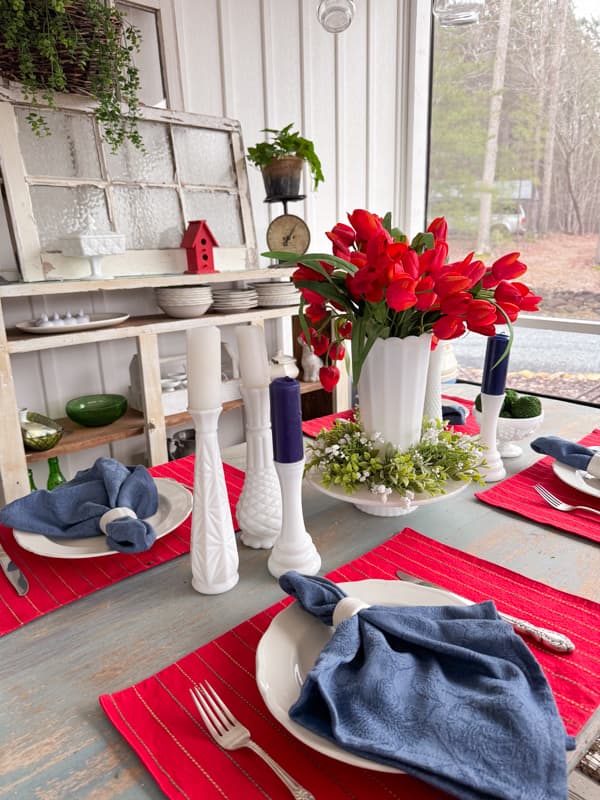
[332,596,371,627]
[99,507,137,535]
[587,452,600,479]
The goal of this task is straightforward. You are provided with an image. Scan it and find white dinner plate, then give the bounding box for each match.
[16,312,130,334]
[256,579,470,773]
[552,448,600,500]
[13,478,192,558]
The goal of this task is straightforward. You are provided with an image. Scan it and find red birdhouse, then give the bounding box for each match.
[181,220,219,273]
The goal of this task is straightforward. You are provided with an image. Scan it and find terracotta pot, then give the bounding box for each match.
[261,156,304,199]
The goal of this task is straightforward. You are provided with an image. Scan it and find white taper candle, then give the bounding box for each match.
[187,326,222,410]
[235,325,270,388]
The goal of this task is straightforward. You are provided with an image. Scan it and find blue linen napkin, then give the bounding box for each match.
[279,571,574,800]
[0,457,159,553]
[442,403,466,426]
[531,435,600,478]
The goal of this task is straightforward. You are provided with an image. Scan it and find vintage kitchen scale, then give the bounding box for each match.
[265,196,311,257]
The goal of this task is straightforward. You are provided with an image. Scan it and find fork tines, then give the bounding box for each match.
[534,484,561,507]
[190,681,237,738]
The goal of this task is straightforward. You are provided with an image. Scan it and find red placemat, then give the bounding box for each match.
[0,457,244,637]
[302,395,478,438]
[100,528,599,800]
[476,430,600,544]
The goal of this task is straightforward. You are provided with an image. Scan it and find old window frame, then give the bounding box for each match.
[0,91,257,282]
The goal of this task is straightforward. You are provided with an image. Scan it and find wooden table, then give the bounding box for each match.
[2,386,599,799]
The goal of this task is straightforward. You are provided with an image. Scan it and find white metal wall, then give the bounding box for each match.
[176,0,429,256]
[6,0,432,486]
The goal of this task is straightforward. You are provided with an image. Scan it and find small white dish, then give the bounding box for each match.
[13,478,192,558]
[473,408,544,458]
[256,579,470,773]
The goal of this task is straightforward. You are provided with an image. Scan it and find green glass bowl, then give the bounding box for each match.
[21,411,64,451]
[65,394,128,427]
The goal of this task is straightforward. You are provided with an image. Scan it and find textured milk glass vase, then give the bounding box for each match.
[357,334,432,451]
[423,342,443,423]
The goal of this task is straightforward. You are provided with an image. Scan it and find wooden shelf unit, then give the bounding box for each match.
[0,268,320,503]
[24,381,323,464]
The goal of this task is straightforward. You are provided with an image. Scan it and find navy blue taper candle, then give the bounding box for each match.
[270,377,304,463]
[481,333,510,395]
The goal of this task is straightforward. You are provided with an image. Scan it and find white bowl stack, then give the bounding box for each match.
[211,288,258,312]
[253,281,301,307]
[156,286,213,318]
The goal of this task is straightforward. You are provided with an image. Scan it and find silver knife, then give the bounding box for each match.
[0,544,29,596]
[395,569,575,654]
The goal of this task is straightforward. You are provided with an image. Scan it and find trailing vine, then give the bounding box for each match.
[0,0,144,151]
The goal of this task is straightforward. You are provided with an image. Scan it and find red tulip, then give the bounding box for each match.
[418,241,448,276]
[415,275,437,311]
[347,209,384,242]
[310,331,330,356]
[440,291,471,316]
[387,275,417,311]
[465,299,497,328]
[328,342,346,361]
[427,216,448,242]
[319,365,340,392]
[492,252,527,281]
[435,272,472,298]
[432,315,466,340]
[304,303,328,323]
[299,286,328,305]
[326,222,356,248]
[338,320,353,339]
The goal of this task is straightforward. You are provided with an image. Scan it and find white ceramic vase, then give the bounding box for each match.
[423,342,443,423]
[357,334,432,451]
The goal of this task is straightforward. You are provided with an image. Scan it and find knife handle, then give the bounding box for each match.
[500,612,575,654]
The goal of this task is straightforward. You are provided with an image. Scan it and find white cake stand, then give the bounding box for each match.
[306,473,470,517]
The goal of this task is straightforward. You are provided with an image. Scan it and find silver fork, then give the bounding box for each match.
[190,682,315,800]
[534,484,600,517]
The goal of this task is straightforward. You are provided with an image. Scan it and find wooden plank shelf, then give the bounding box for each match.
[0,269,332,504]
[24,382,324,464]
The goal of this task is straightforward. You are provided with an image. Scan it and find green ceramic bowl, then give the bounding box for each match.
[21,411,64,451]
[65,394,128,427]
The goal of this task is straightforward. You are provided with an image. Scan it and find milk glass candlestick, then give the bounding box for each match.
[479,333,510,482]
[187,327,239,594]
[267,378,321,579]
[235,325,282,549]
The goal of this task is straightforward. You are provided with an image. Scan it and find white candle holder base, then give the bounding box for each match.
[479,393,507,482]
[267,460,321,579]
[237,387,282,549]
[188,407,240,594]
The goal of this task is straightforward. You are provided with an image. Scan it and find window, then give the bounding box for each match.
[0,100,256,281]
[427,0,600,405]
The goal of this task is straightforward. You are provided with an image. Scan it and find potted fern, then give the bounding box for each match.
[247,123,324,199]
[0,0,143,152]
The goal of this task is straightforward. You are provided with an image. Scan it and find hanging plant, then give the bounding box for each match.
[0,0,144,151]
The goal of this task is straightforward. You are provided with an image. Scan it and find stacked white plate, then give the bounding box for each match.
[155,286,213,318]
[212,288,258,312]
[252,281,301,307]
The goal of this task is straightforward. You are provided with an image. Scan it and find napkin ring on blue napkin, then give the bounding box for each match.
[589,453,600,477]
[99,507,137,534]
[332,596,370,626]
